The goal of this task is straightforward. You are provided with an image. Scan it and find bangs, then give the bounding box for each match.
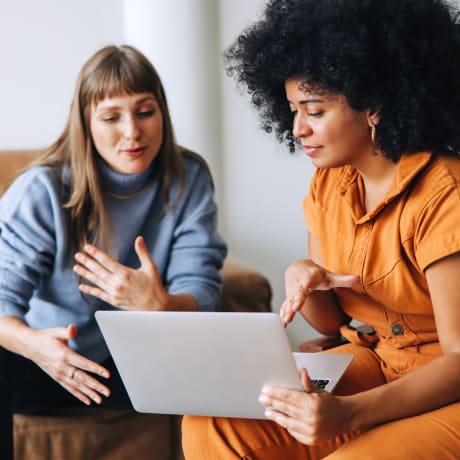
[82,55,159,107]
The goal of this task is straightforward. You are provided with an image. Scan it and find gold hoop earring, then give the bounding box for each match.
[370,124,376,144]
[370,124,379,155]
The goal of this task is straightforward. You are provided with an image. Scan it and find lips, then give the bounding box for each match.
[302,145,322,156]
[123,146,146,157]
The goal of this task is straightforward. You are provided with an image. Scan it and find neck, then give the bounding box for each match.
[355,151,397,213]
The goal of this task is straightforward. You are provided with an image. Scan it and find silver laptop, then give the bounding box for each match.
[95,311,353,419]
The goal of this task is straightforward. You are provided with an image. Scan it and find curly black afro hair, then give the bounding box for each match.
[225,0,460,160]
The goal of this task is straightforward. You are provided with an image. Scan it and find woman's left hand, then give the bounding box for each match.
[258,368,351,445]
[73,236,169,310]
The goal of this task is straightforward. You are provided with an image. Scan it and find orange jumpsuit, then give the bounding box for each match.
[182,152,460,459]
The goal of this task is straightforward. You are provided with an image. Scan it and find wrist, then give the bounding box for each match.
[0,317,37,359]
[16,325,38,360]
[342,393,373,433]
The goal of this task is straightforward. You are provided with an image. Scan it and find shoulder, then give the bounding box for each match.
[403,153,460,270]
[410,153,460,203]
[0,165,65,215]
[428,153,460,184]
[180,148,214,189]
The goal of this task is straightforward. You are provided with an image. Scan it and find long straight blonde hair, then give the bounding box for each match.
[30,45,183,252]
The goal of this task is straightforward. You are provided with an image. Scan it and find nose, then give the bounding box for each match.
[292,114,312,140]
[123,115,141,140]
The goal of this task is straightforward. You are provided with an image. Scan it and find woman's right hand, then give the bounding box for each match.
[280,259,359,326]
[24,324,111,405]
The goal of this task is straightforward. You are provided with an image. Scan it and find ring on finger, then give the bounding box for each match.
[69,368,77,379]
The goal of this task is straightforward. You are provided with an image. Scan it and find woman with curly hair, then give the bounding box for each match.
[182,0,460,458]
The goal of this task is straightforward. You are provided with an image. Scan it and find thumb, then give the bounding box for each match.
[327,273,360,289]
[46,323,78,341]
[134,236,155,270]
[300,367,322,393]
[67,323,78,339]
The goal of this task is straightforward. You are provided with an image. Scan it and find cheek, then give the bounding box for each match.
[151,117,164,144]
[91,124,117,150]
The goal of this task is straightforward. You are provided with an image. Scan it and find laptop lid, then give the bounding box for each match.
[95,311,352,419]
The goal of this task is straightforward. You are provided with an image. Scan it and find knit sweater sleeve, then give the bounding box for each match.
[0,167,60,318]
[165,158,227,311]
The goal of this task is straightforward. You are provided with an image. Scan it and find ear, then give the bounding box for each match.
[366,109,380,127]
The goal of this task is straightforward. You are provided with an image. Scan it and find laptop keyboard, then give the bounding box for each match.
[311,379,330,389]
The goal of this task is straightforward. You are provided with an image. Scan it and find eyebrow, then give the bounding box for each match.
[287,98,325,107]
[299,98,324,104]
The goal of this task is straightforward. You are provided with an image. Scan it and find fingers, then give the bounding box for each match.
[69,351,111,380]
[281,259,359,325]
[69,368,111,403]
[259,380,324,417]
[29,327,112,406]
[79,244,118,273]
[280,286,308,326]
[77,283,115,304]
[63,353,111,405]
[62,369,110,406]
[259,386,305,418]
[73,251,112,289]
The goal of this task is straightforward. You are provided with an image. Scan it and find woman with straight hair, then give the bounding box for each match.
[0,44,226,459]
[182,0,460,458]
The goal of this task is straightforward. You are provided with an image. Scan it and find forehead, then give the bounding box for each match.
[285,79,342,101]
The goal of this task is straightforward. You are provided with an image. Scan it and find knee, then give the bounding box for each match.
[181,415,210,458]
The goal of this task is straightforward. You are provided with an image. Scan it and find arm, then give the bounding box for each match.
[0,169,110,405]
[346,252,460,429]
[280,232,356,333]
[261,252,460,444]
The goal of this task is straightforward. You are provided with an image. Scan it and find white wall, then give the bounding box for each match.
[122,0,222,203]
[0,0,124,148]
[218,0,317,348]
[0,0,320,348]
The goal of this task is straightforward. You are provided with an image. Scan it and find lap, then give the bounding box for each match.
[183,344,460,459]
[183,401,460,460]
[323,342,386,395]
[326,401,460,460]
[0,347,132,413]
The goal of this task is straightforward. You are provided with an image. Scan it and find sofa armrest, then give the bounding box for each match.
[0,150,40,196]
[219,259,272,313]
[298,324,375,352]
[298,336,348,352]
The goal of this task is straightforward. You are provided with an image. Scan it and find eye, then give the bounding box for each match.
[307,111,324,118]
[137,109,155,118]
[102,115,119,123]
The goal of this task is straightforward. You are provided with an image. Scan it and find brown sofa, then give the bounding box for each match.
[0,150,273,460]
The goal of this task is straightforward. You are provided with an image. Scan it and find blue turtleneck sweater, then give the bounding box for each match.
[0,153,227,361]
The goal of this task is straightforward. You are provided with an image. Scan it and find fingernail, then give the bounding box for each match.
[258,394,270,405]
